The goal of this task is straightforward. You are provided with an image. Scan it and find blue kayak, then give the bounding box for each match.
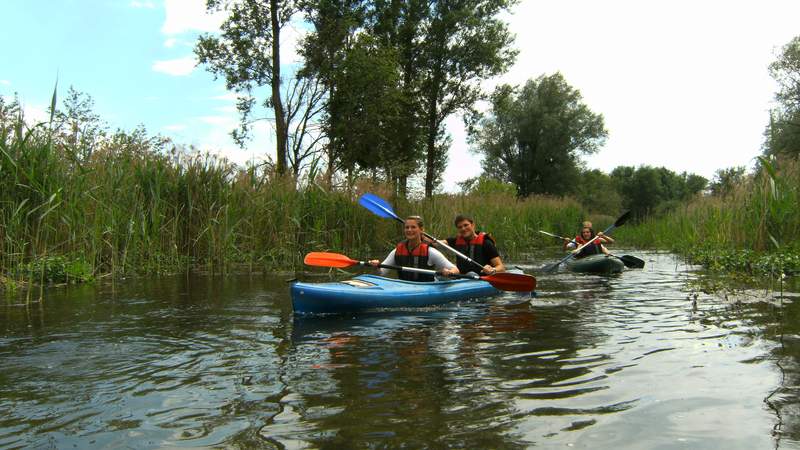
[290,274,502,314]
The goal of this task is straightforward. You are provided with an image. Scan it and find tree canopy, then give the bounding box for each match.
[469,73,607,197]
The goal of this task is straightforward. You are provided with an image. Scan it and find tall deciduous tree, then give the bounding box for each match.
[299,0,368,185]
[417,0,517,198]
[470,73,607,197]
[195,0,294,176]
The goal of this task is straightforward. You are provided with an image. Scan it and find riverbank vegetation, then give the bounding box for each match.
[1,93,589,288]
[613,35,800,277]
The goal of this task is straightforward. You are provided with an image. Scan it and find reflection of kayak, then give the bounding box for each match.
[566,254,624,274]
[290,274,502,314]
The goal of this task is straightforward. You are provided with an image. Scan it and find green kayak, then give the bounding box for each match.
[566,254,624,274]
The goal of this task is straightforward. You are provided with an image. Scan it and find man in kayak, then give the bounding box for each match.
[563,226,611,258]
[368,216,459,281]
[437,215,506,276]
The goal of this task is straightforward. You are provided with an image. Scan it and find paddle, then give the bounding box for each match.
[304,252,536,292]
[542,211,631,273]
[358,193,502,274]
[538,230,575,244]
[613,254,645,269]
[539,230,644,269]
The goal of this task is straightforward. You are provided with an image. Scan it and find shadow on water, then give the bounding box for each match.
[1,252,800,448]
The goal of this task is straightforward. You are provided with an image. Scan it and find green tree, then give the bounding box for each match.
[709,166,747,197]
[195,0,295,176]
[612,165,708,218]
[328,35,404,174]
[52,87,106,161]
[765,35,800,157]
[368,0,428,196]
[574,169,622,213]
[458,175,520,197]
[470,73,607,197]
[418,0,517,198]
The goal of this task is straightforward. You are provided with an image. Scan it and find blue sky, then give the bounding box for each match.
[3,0,800,192]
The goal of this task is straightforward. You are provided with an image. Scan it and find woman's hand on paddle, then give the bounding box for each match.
[368,259,380,267]
[441,267,460,277]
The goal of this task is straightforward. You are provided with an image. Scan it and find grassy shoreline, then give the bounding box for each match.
[3,110,799,290]
[1,120,591,289]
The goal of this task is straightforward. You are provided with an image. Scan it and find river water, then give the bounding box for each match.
[1,251,799,449]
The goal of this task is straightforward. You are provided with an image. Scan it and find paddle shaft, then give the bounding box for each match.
[538,230,576,244]
[354,259,468,277]
[385,215,487,273]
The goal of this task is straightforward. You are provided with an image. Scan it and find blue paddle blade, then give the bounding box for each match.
[358,193,400,220]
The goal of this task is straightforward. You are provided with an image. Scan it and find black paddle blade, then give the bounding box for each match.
[613,211,632,228]
[620,255,645,269]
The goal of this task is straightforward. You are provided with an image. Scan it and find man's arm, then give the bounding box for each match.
[483,240,505,273]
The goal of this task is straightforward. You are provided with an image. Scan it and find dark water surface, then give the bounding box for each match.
[2,252,799,449]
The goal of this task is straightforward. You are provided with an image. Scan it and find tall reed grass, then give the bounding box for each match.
[615,155,800,273]
[0,114,583,284]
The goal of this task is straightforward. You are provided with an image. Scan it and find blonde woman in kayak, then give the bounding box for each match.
[368,216,459,282]
[564,226,611,258]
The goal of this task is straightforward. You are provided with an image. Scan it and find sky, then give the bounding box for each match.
[2,0,799,192]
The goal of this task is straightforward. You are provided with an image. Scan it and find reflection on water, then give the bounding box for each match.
[1,252,799,448]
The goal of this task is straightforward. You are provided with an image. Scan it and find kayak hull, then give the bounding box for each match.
[566,254,624,274]
[290,274,501,314]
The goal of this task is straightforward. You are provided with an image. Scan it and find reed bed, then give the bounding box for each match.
[615,156,800,274]
[0,119,583,286]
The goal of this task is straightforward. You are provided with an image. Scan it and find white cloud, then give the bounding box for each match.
[164,38,178,48]
[211,93,239,101]
[216,106,237,114]
[152,56,197,76]
[198,115,237,127]
[130,0,156,8]
[162,0,226,35]
[0,80,10,86]
[164,124,187,131]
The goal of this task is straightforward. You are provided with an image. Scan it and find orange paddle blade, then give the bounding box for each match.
[304,252,359,268]
[482,272,536,292]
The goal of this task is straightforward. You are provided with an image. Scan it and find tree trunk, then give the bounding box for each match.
[423,84,441,198]
[270,0,287,176]
[398,175,408,198]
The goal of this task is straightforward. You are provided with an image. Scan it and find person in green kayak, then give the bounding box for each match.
[368,215,459,281]
[560,221,614,250]
[581,220,614,244]
[436,214,506,275]
[563,225,611,258]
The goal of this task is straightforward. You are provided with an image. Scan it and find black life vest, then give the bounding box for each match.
[452,232,495,274]
[574,235,602,258]
[394,241,434,282]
